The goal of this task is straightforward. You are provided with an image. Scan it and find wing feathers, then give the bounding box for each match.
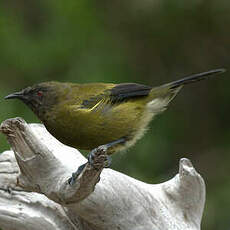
[81,83,152,109]
[110,83,152,103]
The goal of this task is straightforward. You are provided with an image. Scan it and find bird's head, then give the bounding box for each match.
[5,82,59,119]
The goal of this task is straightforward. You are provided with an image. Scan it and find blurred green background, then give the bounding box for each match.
[0,0,229,229]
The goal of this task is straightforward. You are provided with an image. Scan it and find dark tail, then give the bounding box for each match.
[167,68,226,89]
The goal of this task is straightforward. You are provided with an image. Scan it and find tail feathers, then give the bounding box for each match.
[148,68,226,114]
[166,68,226,89]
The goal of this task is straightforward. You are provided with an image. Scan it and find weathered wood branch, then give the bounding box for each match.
[0,117,205,230]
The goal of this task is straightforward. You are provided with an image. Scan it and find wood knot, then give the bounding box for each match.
[0,117,26,135]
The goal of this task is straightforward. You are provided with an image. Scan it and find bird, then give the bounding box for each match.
[5,68,226,183]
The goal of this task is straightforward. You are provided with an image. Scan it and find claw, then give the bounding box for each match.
[104,156,112,168]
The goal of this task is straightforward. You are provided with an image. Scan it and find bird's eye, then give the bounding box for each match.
[37,91,43,97]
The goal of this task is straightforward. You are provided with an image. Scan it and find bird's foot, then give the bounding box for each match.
[88,145,112,170]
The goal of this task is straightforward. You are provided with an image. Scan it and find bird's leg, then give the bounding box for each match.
[68,138,126,185]
[68,163,87,185]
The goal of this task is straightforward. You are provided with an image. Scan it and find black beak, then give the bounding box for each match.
[4,91,25,100]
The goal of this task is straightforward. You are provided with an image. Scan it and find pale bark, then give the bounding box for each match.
[0,117,205,230]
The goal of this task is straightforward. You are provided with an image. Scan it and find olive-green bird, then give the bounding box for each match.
[5,68,225,183]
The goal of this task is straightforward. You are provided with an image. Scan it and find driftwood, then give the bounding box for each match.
[0,117,205,230]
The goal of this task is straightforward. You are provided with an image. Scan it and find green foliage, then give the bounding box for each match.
[0,1,229,229]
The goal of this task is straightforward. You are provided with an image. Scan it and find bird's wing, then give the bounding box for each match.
[81,93,106,109]
[80,83,152,110]
[109,83,152,103]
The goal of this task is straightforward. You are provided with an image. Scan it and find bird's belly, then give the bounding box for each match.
[46,101,151,152]
[46,119,132,151]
